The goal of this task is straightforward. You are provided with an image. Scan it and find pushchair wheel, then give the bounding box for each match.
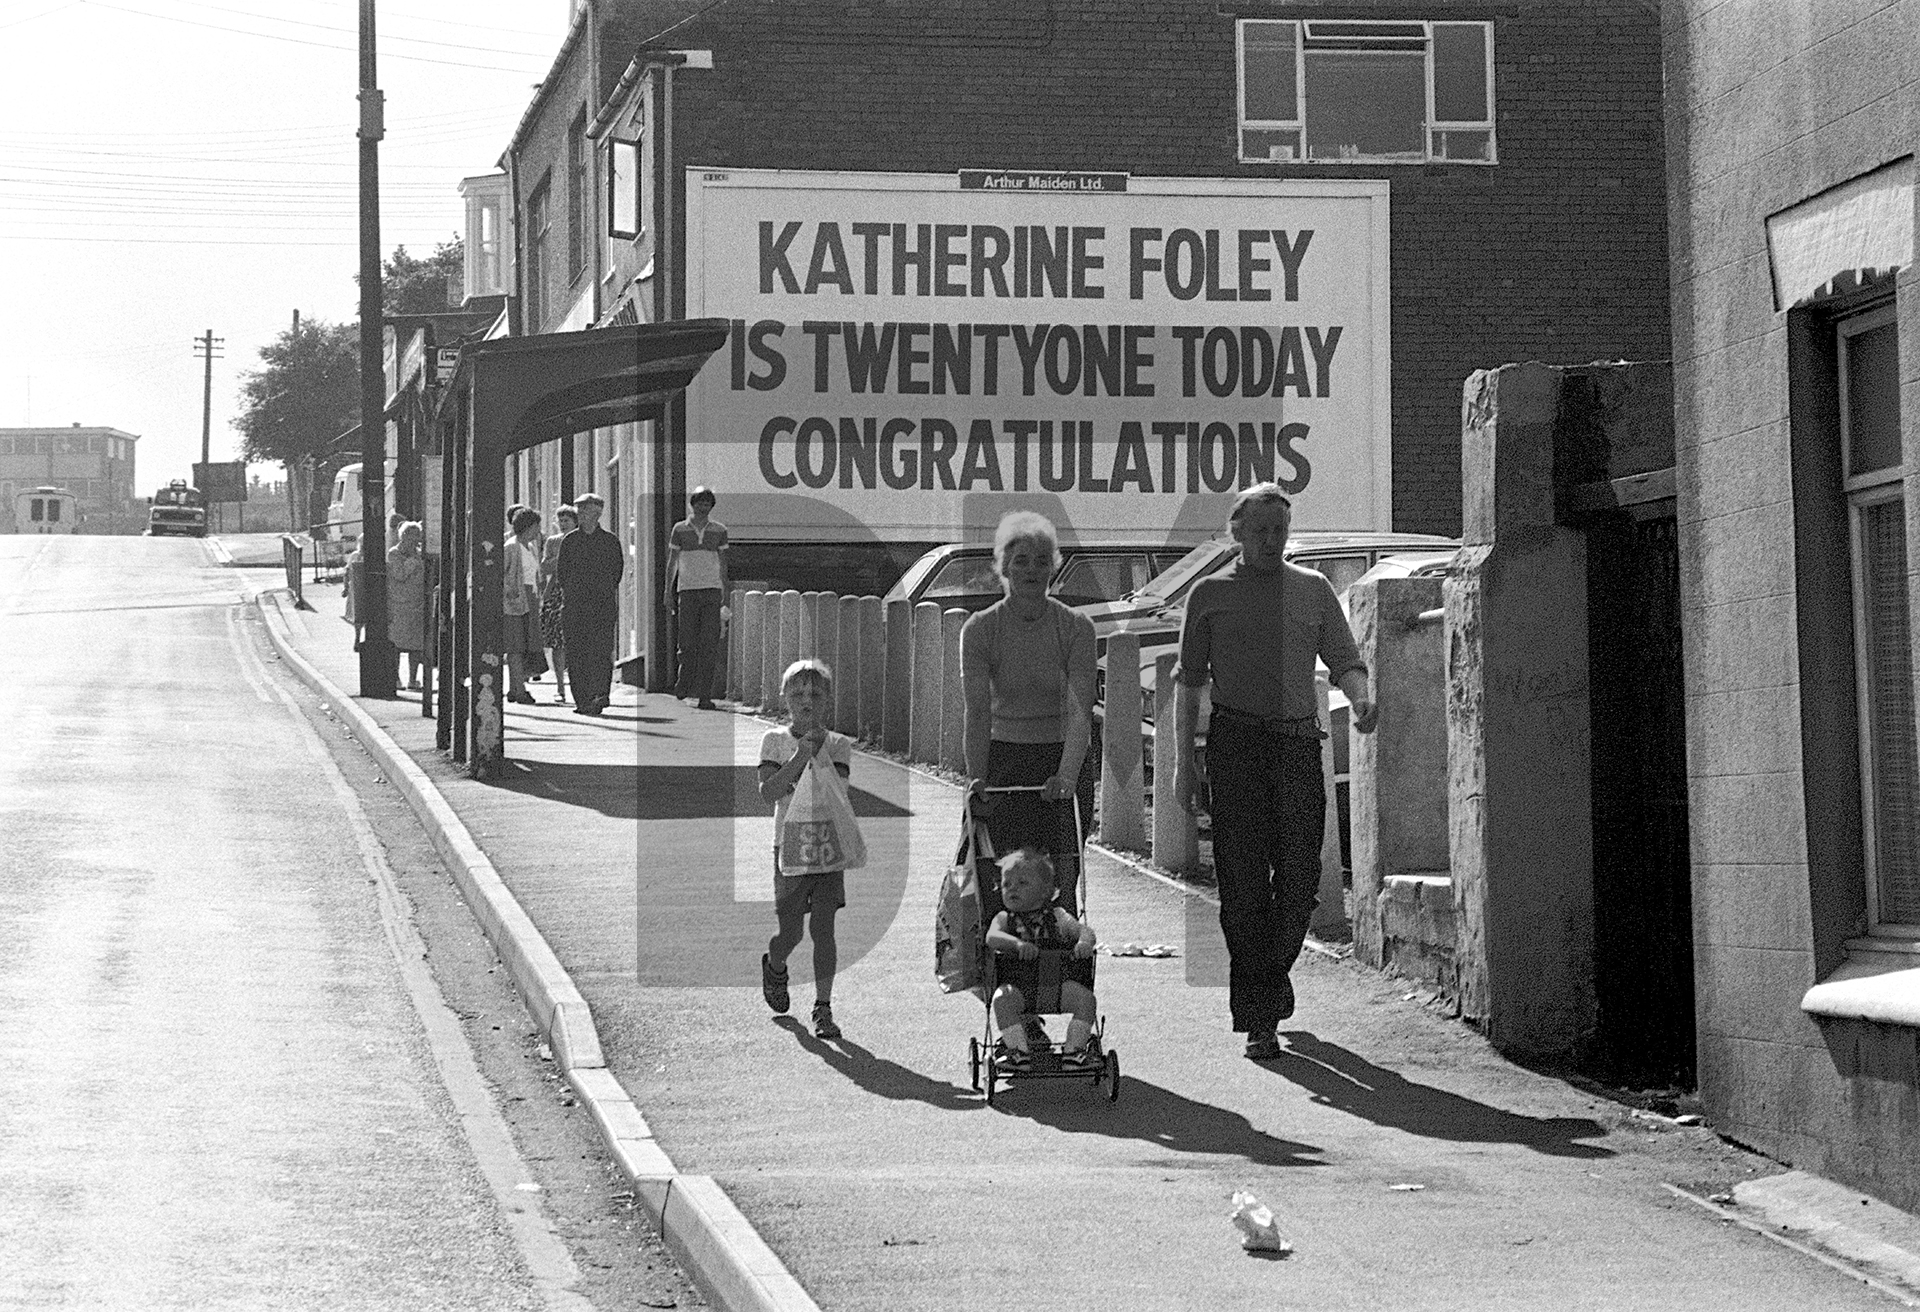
[984,1053,999,1106]
[1102,1049,1121,1103]
[968,1036,982,1093]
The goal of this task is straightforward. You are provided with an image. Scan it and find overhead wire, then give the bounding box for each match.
[80,1,551,73]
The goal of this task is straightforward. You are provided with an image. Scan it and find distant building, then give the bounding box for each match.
[0,424,138,532]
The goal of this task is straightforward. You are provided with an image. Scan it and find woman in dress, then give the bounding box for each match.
[960,510,1099,915]
[539,504,577,705]
[386,520,427,690]
[503,507,544,705]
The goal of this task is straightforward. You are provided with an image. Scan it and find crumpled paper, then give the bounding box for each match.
[1105,941,1178,958]
[1230,1190,1293,1255]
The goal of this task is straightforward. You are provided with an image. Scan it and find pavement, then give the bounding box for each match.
[228,532,1920,1312]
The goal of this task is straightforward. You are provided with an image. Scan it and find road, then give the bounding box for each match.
[0,534,698,1311]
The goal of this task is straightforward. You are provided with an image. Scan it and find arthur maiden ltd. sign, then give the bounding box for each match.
[684,169,1390,541]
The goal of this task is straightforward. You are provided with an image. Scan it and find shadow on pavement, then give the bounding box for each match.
[988,1067,1324,1168]
[773,1019,978,1111]
[502,763,915,822]
[1261,1032,1614,1159]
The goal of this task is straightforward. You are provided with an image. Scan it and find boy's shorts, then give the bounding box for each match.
[774,869,846,918]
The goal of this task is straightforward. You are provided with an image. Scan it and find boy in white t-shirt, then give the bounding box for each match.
[758,659,854,1039]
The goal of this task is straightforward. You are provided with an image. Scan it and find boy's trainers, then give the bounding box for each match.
[811,1003,841,1040]
[761,954,789,1014]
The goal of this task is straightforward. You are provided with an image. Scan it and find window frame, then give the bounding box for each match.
[607,137,643,240]
[1838,304,1918,933]
[525,174,553,332]
[1235,18,1497,166]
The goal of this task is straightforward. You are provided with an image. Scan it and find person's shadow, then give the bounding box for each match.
[1258,1031,1614,1159]
[773,1020,1323,1168]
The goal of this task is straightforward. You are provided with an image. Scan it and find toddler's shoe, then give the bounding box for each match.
[760,953,789,1014]
[811,1002,841,1040]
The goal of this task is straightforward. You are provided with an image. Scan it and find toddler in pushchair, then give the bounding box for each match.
[985,848,1100,1067]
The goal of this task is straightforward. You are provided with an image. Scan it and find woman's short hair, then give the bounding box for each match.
[1227,482,1293,525]
[782,658,832,693]
[993,510,1059,575]
[399,520,423,542]
[556,503,578,523]
[510,507,542,535]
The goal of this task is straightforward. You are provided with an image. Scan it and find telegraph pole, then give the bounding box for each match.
[356,0,396,697]
[192,330,224,530]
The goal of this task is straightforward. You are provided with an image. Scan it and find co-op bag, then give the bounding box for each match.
[934,808,994,995]
[778,754,868,875]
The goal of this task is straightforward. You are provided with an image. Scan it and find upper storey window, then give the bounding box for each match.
[1237,19,1496,165]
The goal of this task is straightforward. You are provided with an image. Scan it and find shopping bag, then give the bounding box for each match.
[778,756,867,874]
[934,814,992,994]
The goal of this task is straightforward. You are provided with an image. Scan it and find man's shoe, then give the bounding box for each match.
[1244,1030,1284,1061]
[571,704,595,717]
[811,1002,841,1039]
[761,954,789,1014]
[697,699,718,711]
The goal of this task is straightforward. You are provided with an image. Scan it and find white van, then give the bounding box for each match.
[322,460,398,543]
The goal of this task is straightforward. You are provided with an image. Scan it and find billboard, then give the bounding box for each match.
[193,460,247,503]
[684,168,1390,542]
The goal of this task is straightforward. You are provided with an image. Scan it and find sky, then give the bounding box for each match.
[0,0,575,489]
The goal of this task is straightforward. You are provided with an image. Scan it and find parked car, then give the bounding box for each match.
[1344,548,1457,592]
[882,541,1198,614]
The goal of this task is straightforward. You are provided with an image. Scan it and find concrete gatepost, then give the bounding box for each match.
[857,597,885,743]
[883,598,912,753]
[1348,576,1453,984]
[1311,673,1346,936]
[940,607,967,774]
[1449,362,1596,1061]
[1151,653,1198,873]
[775,590,802,710]
[799,591,821,661]
[834,595,860,734]
[910,601,942,764]
[726,586,745,703]
[739,590,765,709]
[1100,632,1146,850]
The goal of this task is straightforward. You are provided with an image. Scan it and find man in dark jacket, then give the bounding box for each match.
[556,492,625,716]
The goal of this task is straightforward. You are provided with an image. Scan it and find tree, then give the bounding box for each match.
[383,237,464,317]
[234,319,359,530]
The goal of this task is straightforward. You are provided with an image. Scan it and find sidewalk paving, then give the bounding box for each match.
[260,574,1920,1312]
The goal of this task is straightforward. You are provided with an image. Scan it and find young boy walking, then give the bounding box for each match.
[758,659,853,1039]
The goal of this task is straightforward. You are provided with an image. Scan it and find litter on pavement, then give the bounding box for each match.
[1230,1191,1293,1255]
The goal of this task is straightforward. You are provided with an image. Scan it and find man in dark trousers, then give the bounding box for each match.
[556,491,624,717]
[1173,483,1378,1060]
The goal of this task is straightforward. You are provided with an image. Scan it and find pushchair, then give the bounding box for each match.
[958,784,1121,1106]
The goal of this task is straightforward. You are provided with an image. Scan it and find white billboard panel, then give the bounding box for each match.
[684,168,1390,542]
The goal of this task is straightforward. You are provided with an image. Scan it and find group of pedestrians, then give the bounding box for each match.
[754,483,1379,1060]
[497,494,624,717]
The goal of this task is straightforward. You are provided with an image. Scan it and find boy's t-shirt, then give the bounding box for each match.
[759,728,854,835]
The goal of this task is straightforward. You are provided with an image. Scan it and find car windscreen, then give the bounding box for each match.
[924,555,1003,599]
[1136,541,1235,602]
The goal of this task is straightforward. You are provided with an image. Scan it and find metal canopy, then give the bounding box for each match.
[435,319,729,777]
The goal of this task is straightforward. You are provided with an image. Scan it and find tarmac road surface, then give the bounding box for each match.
[0,534,609,1310]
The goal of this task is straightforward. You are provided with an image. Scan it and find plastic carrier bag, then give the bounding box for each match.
[934,812,992,994]
[778,756,867,875]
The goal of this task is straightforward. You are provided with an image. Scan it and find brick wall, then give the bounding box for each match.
[630,0,1670,534]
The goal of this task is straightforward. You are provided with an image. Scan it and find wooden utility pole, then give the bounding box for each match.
[356,0,396,696]
[192,329,223,480]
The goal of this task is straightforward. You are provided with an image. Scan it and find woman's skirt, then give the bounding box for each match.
[540,581,567,649]
[503,590,543,654]
[982,739,1098,916]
